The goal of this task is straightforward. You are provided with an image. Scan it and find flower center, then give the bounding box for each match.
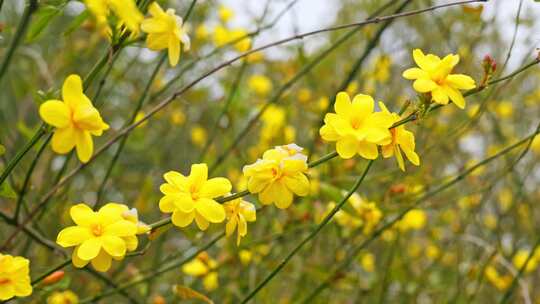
[271,167,280,178]
[91,224,104,236]
[0,278,10,285]
[351,118,362,130]
[190,184,199,200]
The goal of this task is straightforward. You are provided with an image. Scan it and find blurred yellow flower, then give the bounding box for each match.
[485,266,512,290]
[56,203,140,272]
[84,0,143,35]
[512,249,540,273]
[398,209,427,232]
[224,198,256,245]
[159,164,231,230]
[403,49,476,109]
[218,5,234,23]
[170,109,186,125]
[47,290,79,304]
[0,253,32,301]
[243,144,310,209]
[319,92,393,159]
[248,74,272,96]
[141,2,190,66]
[213,26,251,52]
[39,74,109,163]
[360,253,375,272]
[379,102,420,171]
[191,126,207,147]
[182,252,219,291]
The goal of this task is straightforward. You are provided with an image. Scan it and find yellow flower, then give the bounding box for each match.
[512,249,539,273]
[84,0,143,35]
[0,253,32,301]
[360,253,375,272]
[47,290,79,304]
[159,164,231,230]
[243,144,310,209]
[397,209,427,232]
[248,74,272,96]
[56,203,139,272]
[484,266,512,290]
[402,49,476,109]
[191,126,207,148]
[182,252,219,291]
[224,198,256,245]
[218,5,234,23]
[319,92,393,159]
[213,26,251,52]
[379,102,420,171]
[39,74,109,163]
[141,2,190,66]
[328,194,382,234]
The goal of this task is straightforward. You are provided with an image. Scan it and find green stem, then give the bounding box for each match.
[0,125,46,186]
[0,0,38,83]
[240,160,374,303]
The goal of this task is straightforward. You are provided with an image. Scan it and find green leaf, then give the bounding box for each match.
[26,5,63,42]
[0,181,17,199]
[0,144,5,157]
[64,10,90,36]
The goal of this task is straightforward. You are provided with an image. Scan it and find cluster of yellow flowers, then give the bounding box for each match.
[56,203,149,271]
[24,2,481,296]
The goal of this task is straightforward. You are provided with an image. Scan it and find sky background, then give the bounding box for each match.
[220,0,540,71]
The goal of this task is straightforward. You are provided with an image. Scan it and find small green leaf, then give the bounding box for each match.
[0,144,5,156]
[0,181,17,199]
[26,5,63,42]
[64,10,90,36]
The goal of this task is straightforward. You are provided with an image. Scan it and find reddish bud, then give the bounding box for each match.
[390,183,407,194]
[42,271,64,285]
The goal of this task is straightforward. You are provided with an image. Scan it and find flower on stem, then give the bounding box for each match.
[159,163,231,230]
[141,2,191,67]
[402,49,476,109]
[39,74,109,163]
[56,203,141,272]
[224,198,256,245]
[0,253,32,301]
[213,26,252,52]
[319,92,394,159]
[378,102,420,171]
[243,144,310,209]
[83,0,143,36]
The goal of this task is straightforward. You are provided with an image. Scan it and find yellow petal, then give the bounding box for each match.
[77,238,102,260]
[446,74,476,90]
[51,127,76,154]
[432,87,449,105]
[148,2,165,17]
[70,203,96,226]
[336,136,358,159]
[271,181,293,209]
[73,105,106,131]
[443,86,466,109]
[195,198,226,223]
[283,174,309,196]
[164,171,187,189]
[104,220,137,237]
[194,212,210,230]
[413,78,437,93]
[39,100,71,128]
[102,236,127,257]
[171,209,195,227]
[357,142,378,159]
[334,92,351,115]
[56,226,92,247]
[72,247,90,268]
[75,130,93,163]
[62,74,90,109]
[200,177,232,198]
[168,36,180,66]
[159,195,176,213]
[188,163,208,187]
[402,68,426,80]
[225,218,237,237]
[91,249,112,272]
